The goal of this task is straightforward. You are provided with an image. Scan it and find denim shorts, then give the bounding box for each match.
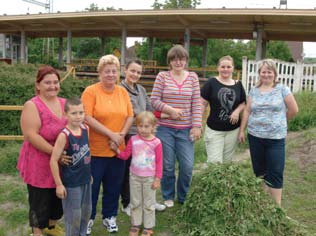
[247,134,285,189]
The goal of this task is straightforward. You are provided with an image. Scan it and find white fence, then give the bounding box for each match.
[241,57,316,94]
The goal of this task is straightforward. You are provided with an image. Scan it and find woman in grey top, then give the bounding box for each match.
[120,59,166,215]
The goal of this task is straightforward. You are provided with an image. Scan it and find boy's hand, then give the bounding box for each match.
[151,178,160,190]
[56,185,67,199]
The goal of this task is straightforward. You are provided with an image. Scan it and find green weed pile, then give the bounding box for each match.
[174,164,308,236]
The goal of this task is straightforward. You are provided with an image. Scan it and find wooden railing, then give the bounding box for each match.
[0,105,23,140]
[0,67,76,141]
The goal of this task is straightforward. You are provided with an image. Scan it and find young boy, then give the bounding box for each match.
[50,97,91,236]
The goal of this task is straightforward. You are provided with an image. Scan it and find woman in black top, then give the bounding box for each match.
[201,55,246,163]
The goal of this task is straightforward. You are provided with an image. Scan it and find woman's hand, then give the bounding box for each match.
[190,127,202,142]
[56,184,67,199]
[229,110,240,125]
[59,152,72,166]
[109,132,124,147]
[109,140,119,153]
[238,130,246,143]
[170,108,183,120]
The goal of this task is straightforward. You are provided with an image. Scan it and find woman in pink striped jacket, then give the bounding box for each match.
[150,44,202,208]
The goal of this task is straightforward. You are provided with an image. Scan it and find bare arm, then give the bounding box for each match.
[20,101,54,154]
[50,133,67,199]
[230,102,246,124]
[284,94,298,120]
[85,115,122,145]
[120,116,133,137]
[238,97,251,143]
[201,97,209,119]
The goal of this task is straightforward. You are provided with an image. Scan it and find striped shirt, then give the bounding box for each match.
[150,71,202,129]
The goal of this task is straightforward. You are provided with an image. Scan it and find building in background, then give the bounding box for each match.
[287,41,303,61]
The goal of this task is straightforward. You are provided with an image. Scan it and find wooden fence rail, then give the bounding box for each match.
[0,105,23,140]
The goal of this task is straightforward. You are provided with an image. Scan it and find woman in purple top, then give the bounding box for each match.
[17,66,67,236]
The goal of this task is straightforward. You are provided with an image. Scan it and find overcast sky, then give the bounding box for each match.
[1,0,316,57]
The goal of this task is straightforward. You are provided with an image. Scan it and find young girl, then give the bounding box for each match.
[111,111,162,236]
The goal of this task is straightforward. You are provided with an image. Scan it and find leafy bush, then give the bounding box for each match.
[288,92,316,131]
[174,164,308,236]
[0,141,22,174]
[0,63,93,135]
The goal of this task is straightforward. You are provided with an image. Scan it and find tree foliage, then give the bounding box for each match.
[25,2,293,70]
[152,0,201,9]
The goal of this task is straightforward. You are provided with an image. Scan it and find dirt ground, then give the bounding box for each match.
[286,131,316,171]
[234,130,316,172]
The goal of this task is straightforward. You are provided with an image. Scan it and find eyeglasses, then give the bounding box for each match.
[171,57,186,62]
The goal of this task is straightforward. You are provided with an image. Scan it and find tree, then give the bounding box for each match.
[152,0,201,9]
[266,41,292,61]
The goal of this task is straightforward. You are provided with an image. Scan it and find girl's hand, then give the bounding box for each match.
[151,178,160,190]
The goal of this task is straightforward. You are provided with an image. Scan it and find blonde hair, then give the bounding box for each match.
[135,111,157,134]
[257,59,279,87]
[217,55,234,67]
[97,54,120,73]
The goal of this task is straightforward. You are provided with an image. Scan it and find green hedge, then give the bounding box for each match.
[0,63,93,135]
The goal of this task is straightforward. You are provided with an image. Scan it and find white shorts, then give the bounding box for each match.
[204,126,239,164]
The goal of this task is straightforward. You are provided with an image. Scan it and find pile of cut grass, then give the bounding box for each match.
[174,164,308,236]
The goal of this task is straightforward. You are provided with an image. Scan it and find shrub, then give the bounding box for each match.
[0,63,93,135]
[174,164,308,236]
[288,92,316,131]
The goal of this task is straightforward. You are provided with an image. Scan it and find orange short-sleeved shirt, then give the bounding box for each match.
[82,82,133,157]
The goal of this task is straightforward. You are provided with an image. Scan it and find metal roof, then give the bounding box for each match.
[0,8,316,41]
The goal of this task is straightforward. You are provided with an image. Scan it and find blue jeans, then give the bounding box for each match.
[90,156,125,219]
[156,126,194,203]
[62,183,92,236]
[248,134,285,188]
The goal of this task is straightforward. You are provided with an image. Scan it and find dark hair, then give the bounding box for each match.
[167,44,189,65]
[35,65,61,94]
[125,59,142,69]
[64,97,82,112]
[36,65,60,83]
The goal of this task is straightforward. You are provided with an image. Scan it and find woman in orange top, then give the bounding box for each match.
[81,55,133,234]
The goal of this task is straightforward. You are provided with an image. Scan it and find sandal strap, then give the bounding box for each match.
[129,226,141,234]
[141,229,154,235]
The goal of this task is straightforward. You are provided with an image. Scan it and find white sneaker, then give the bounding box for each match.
[122,204,131,216]
[155,202,166,211]
[86,219,94,235]
[103,216,118,233]
[164,200,174,208]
